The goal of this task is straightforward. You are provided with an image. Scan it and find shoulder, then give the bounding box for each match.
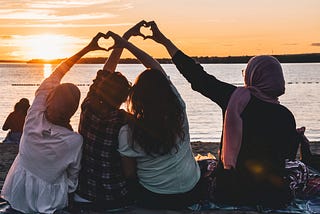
[277,104,296,123]
[5,112,15,119]
[118,125,144,157]
[66,132,83,149]
[119,124,130,138]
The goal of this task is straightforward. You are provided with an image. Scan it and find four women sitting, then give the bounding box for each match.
[0,20,309,213]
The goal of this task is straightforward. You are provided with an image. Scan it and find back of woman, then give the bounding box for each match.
[118,69,201,209]
[223,96,299,207]
[240,97,298,169]
[213,56,300,208]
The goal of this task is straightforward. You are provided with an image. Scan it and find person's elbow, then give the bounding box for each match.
[123,168,136,179]
[2,124,9,131]
[121,156,137,179]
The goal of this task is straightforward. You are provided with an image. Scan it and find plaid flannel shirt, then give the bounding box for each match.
[77,98,129,205]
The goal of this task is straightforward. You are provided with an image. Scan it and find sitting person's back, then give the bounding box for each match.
[76,70,132,209]
[2,98,30,144]
[0,33,108,213]
[218,95,299,207]
[117,68,202,209]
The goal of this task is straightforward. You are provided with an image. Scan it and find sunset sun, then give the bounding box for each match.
[25,34,72,60]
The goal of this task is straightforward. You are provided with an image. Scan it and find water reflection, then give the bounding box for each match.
[43,64,52,78]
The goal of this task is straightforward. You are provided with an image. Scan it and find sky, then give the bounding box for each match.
[0,0,319,60]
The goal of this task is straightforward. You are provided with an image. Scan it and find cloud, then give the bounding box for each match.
[1,34,86,47]
[0,0,132,26]
[0,35,12,39]
[311,43,320,46]
[0,9,115,21]
[283,43,297,46]
[0,0,117,9]
[0,22,133,28]
[26,0,116,9]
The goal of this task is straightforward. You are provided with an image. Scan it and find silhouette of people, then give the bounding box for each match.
[1,33,108,213]
[2,98,30,144]
[145,21,299,208]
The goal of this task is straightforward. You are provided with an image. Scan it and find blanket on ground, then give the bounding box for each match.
[1,166,319,214]
[188,166,320,214]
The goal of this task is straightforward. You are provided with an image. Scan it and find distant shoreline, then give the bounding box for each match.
[1,53,320,64]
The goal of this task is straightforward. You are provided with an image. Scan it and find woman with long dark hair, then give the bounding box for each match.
[127,68,185,155]
[105,31,204,209]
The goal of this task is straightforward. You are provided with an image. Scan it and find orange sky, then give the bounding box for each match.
[0,0,319,60]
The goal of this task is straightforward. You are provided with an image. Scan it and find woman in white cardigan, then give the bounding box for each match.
[1,33,108,214]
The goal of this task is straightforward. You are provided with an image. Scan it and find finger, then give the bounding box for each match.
[99,47,108,52]
[94,32,106,40]
[145,35,153,40]
[137,33,146,39]
[140,20,147,27]
[146,21,156,27]
[97,32,105,37]
[145,21,151,27]
[107,45,115,51]
[137,20,146,26]
[105,31,115,39]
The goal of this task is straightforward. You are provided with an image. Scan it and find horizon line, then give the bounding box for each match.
[1,52,320,63]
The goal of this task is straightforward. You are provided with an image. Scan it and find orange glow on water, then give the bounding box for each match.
[43,64,52,78]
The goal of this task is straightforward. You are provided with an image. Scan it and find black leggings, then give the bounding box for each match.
[132,178,207,210]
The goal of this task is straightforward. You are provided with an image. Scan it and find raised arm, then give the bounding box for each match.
[145,21,236,109]
[145,21,179,58]
[106,31,165,74]
[33,33,108,110]
[102,20,147,72]
[50,32,107,81]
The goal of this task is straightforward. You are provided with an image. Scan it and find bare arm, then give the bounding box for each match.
[120,156,137,179]
[106,31,165,74]
[51,32,108,80]
[102,20,147,72]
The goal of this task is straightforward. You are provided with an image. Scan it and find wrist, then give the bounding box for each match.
[82,45,91,53]
[122,32,131,40]
[159,37,171,45]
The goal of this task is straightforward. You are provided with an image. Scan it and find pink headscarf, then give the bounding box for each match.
[45,83,80,130]
[221,55,285,169]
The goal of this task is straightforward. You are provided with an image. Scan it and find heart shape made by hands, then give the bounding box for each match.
[140,25,153,39]
[97,35,114,51]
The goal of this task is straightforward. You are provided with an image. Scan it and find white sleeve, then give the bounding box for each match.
[118,125,144,158]
[66,135,83,193]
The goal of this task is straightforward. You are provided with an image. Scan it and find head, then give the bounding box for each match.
[45,83,80,130]
[128,69,184,155]
[14,98,30,114]
[89,70,131,110]
[243,55,285,98]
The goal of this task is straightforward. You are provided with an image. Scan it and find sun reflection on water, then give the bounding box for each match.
[43,64,52,78]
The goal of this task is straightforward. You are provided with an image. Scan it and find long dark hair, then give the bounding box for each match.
[127,69,185,155]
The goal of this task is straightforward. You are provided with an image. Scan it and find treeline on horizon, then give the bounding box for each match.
[5,53,320,64]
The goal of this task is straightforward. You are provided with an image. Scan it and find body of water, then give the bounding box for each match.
[0,63,319,142]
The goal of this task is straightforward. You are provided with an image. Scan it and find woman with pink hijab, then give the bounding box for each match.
[145,21,300,208]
